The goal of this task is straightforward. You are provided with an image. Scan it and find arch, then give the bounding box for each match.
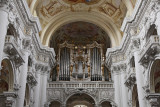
[49,100,61,107]
[47,98,63,107]
[30,0,39,15]
[0,58,14,91]
[146,24,158,42]
[99,99,116,107]
[66,93,96,107]
[64,90,96,105]
[40,11,122,47]
[149,59,160,93]
[7,23,21,45]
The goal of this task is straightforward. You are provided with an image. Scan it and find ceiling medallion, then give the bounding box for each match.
[63,0,100,5]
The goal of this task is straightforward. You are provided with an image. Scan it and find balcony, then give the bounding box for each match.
[48,82,113,89]
[4,35,24,67]
[139,35,160,67]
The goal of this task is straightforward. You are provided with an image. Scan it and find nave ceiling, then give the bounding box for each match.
[26,0,136,47]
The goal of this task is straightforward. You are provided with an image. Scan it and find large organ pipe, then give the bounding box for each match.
[62,49,64,79]
[67,49,70,78]
[65,48,66,78]
[60,49,62,77]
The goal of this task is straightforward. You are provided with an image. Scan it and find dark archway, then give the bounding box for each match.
[146,24,158,42]
[66,93,95,107]
[101,101,112,107]
[49,101,61,107]
[0,59,14,92]
[150,59,160,93]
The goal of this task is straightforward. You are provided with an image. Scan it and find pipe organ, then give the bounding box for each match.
[91,47,102,81]
[53,41,111,81]
[59,47,70,81]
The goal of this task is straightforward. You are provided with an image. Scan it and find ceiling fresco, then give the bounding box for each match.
[36,0,127,29]
[63,0,100,5]
[50,21,111,54]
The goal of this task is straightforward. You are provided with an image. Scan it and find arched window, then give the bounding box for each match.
[146,24,158,42]
[0,59,14,93]
[49,101,61,107]
[101,101,112,107]
[150,60,160,93]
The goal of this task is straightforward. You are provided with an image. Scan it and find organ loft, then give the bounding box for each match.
[0,0,160,107]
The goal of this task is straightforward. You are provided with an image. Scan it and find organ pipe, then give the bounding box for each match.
[60,47,70,81]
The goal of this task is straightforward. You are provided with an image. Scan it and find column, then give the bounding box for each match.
[113,71,121,106]
[156,12,160,36]
[33,72,41,107]
[40,74,48,107]
[0,2,9,68]
[134,51,147,107]
[121,71,128,107]
[16,51,29,107]
[128,89,132,107]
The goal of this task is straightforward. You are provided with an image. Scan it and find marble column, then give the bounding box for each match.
[16,51,29,107]
[40,74,48,107]
[0,2,9,68]
[33,72,41,107]
[121,71,128,107]
[134,51,147,107]
[128,89,132,107]
[155,12,160,37]
[113,71,121,106]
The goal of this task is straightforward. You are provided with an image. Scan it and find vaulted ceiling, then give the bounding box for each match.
[49,21,111,54]
[26,0,137,47]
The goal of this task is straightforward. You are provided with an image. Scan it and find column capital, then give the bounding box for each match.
[131,37,141,52]
[0,0,13,12]
[146,93,160,107]
[125,73,136,89]
[3,91,17,107]
[112,62,127,74]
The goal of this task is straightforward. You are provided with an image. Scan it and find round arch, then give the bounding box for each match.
[65,91,96,104]
[66,92,96,107]
[40,11,122,47]
[149,59,160,93]
[48,99,62,106]
[49,100,61,107]
[0,58,14,91]
[99,99,116,107]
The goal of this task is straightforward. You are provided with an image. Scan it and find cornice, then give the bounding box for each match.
[106,0,153,68]
[13,0,56,68]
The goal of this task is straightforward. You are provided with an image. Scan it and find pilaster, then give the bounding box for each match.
[133,38,147,107]
[0,0,10,68]
[16,50,29,107]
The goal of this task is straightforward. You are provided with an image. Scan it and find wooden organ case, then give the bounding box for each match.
[53,41,111,81]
